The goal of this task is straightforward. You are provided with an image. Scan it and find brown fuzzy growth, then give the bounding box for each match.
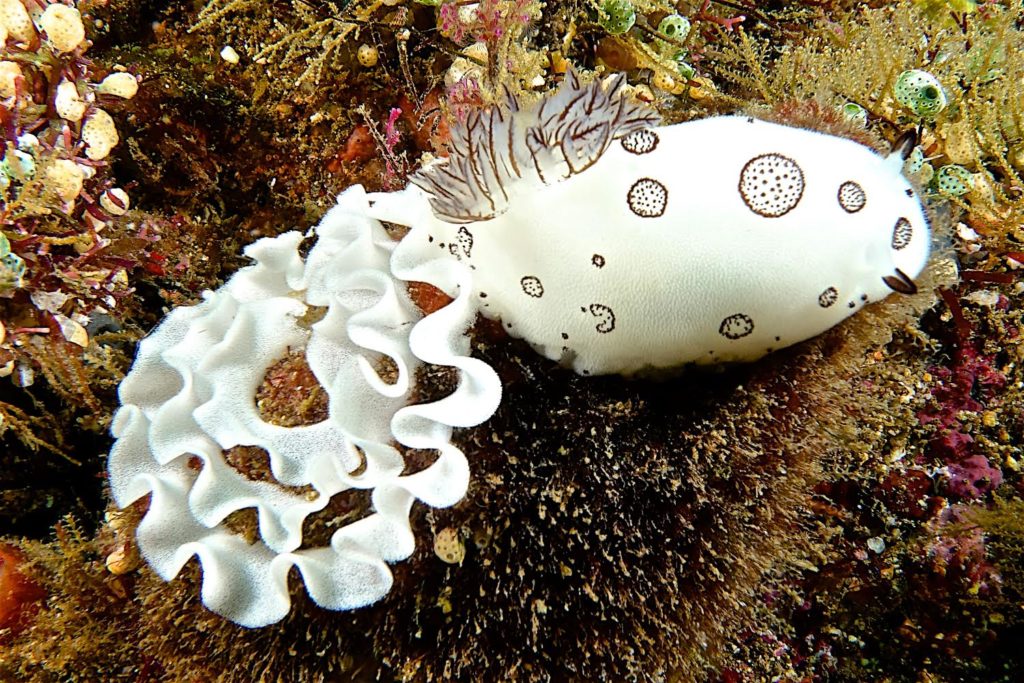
[256,352,330,428]
[0,520,140,681]
[753,98,889,153]
[371,334,824,681]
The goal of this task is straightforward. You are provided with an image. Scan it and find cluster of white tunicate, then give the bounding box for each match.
[0,0,137,210]
[109,187,502,627]
[1,0,85,51]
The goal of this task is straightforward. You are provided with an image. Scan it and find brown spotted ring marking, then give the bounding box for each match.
[719,313,754,340]
[592,254,606,268]
[738,154,805,218]
[891,217,913,250]
[521,276,544,298]
[818,287,838,308]
[620,129,659,155]
[627,178,668,218]
[837,181,866,213]
[588,304,616,333]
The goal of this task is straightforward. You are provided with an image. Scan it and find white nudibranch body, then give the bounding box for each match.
[108,71,931,627]
[381,74,931,375]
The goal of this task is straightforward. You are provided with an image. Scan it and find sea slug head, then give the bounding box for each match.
[877,130,931,295]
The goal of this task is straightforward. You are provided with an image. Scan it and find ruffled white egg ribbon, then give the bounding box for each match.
[109,185,501,627]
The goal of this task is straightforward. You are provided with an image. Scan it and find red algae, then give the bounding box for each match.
[0,544,45,639]
[407,281,454,314]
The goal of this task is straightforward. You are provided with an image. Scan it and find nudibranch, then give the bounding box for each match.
[108,71,931,627]
[379,71,931,375]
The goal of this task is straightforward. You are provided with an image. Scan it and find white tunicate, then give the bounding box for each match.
[97,72,139,99]
[0,0,35,43]
[45,158,85,202]
[0,60,22,98]
[55,79,87,122]
[40,3,85,53]
[81,108,119,160]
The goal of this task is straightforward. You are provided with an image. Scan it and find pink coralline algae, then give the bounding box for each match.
[947,454,1003,499]
[926,504,1001,597]
[918,346,1007,500]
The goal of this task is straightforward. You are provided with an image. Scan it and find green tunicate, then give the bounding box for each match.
[903,146,926,175]
[671,51,694,81]
[600,0,636,35]
[16,134,38,152]
[658,14,691,42]
[965,39,1005,84]
[841,102,868,126]
[1,149,35,182]
[935,164,973,196]
[894,69,948,118]
[0,235,25,294]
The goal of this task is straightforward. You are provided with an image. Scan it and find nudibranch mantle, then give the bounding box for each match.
[372,74,930,375]
[108,71,930,627]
